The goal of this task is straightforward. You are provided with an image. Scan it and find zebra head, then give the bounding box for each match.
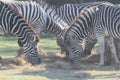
[17,33,41,65]
[23,34,41,65]
[0,1,41,65]
[64,34,83,64]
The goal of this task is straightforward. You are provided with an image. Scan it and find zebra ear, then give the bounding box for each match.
[95,7,99,11]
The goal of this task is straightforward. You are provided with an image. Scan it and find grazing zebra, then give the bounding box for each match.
[64,4,120,66]
[83,4,120,57]
[0,1,41,65]
[5,1,70,54]
[35,1,114,57]
[51,2,114,56]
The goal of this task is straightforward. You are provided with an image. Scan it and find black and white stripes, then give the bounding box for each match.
[54,2,114,55]
[6,1,68,49]
[0,1,41,65]
[64,6,96,63]
[64,4,120,66]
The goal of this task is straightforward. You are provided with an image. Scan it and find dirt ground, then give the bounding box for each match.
[0,49,120,80]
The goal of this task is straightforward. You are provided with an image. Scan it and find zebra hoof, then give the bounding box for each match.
[96,63,104,69]
[114,63,120,69]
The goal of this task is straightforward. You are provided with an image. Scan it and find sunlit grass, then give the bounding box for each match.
[0,37,18,58]
[0,75,53,80]
[39,38,60,53]
[0,37,120,80]
[0,36,60,58]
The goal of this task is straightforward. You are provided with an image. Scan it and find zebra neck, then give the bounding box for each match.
[45,16,64,37]
[38,1,70,29]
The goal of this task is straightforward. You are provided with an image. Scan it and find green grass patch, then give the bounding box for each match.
[0,37,120,80]
[0,36,18,58]
[0,75,53,80]
[39,38,60,53]
[0,37,60,58]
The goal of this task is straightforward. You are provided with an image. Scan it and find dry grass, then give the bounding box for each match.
[0,48,119,70]
[0,48,120,80]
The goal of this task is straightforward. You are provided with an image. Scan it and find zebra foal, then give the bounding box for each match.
[64,4,120,66]
[0,1,41,65]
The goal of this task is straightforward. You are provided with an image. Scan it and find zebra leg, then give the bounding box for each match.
[96,35,105,66]
[106,37,120,65]
[83,32,97,57]
[84,39,97,56]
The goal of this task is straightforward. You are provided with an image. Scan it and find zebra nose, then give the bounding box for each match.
[31,57,41,65]
[70,57,80,65]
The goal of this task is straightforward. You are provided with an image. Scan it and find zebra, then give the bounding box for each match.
[0,1,41,65]
[30,1,115,57]
[83,4,120,57]
[5,1,70,55]
[64,4,120,66]
[51,2,114,56]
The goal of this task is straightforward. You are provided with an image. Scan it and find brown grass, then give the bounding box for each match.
[0,48,119,71]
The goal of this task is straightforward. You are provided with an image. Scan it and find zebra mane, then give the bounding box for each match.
[35,0,70,29]
[70,7,95,27]
[1,1,40,42]
[70,6,98,28]
[64,6,98,38]
[68,2,114,29]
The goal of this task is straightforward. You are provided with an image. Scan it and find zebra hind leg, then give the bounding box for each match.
[106,37,120,65]
[96,35,105,66]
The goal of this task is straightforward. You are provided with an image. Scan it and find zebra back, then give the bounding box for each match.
[6,1,69,38]
[55,2,114,25]
[37,0,70,29]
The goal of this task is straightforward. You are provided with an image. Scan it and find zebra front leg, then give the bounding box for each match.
[96,35,105,66]
[83,33,97,56]
[106,37,120,65]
